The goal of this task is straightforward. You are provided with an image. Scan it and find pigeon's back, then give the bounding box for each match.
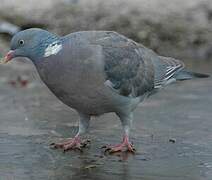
[63,31,155,97]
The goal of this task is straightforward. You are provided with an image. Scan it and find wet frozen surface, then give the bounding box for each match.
[0,59,212,180]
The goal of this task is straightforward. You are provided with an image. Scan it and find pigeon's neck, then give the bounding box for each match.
[30,35,62,63]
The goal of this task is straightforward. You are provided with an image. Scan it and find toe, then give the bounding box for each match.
[51,143,65,149]
[109,148,122,153]
[127,143,136,153]
[108,145,125,153]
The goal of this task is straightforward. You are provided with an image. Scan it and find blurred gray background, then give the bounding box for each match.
[0,1,212,180]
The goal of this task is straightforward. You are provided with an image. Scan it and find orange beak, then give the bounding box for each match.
[0,50,15,64]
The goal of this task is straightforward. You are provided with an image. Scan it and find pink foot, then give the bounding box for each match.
[104,135,135,153]
[51,136,90,152]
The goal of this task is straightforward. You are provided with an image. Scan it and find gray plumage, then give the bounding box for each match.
[6,28,209,152]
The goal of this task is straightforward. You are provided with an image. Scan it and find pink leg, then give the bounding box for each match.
[104,135,135,153]
[51,135,89,151]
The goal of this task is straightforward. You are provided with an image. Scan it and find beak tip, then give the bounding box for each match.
[1,50,15,64]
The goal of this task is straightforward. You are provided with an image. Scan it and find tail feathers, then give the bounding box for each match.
[174,70,210,81]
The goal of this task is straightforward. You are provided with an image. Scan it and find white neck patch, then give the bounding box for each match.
[44,41,62,57]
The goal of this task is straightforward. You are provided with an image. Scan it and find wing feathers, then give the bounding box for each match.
[154,56,184,88]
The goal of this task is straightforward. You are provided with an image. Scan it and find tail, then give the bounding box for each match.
[174,69,210,81]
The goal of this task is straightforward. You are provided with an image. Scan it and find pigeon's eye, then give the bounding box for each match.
[19,40,25,45]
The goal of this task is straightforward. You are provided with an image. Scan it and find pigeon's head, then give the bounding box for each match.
[2,28,61,63]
